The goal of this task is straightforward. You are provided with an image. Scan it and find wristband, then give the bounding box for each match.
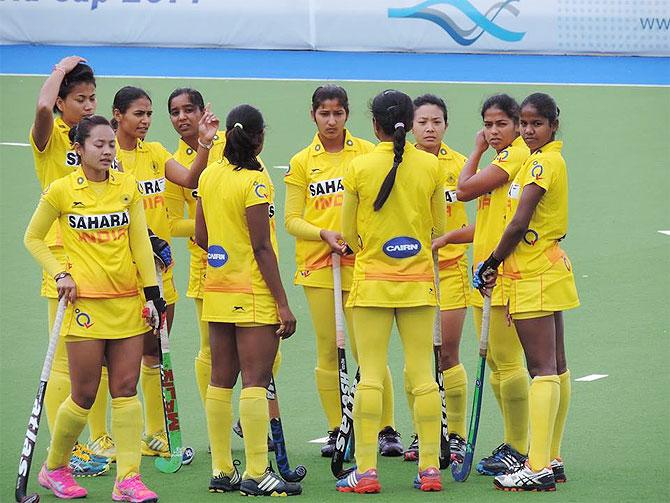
[143,285,161,302]
[198,138,213,150]
[54,271,71,282]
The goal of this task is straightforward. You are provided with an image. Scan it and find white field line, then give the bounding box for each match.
[574,374,608,382]
[0,142,30,147]
[308,436,329,444]
[658,230,670,236]
[273,165,289,170]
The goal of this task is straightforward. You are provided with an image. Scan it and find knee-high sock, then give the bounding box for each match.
[240,387,269,479]
[550,370,571,460]
[315,367,341,430]
[403,367,416,429]
[45,298,71,434]
[500,367,530,454]
[488,370,503,418]
[46,396,89,469]
[88,366,109,441]
[443,363,467,438]
[413,382,441,472]
[194,355,212,409]
[528,375,560,471]
[380,366,395,430]
[353,382,383,473]
[140,363,164,435]
[112,396,142,481]
[206,386,234,475]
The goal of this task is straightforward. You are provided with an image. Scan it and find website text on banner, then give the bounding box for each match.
[1,0,668,56]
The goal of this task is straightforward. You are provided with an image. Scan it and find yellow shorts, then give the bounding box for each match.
[508,256,580,316]
[294,263,354,290]
[438,256,470,310]
[186,252,207,299]
[470,270,511,308]
[61,295,150,340]
[511,310,555,321]
[202,291,279,325]
[41,246,66,299]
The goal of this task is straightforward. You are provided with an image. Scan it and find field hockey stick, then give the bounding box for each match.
[451,294,491,482]
[150,265,194,474]
[266,376,307,482]
[330,253,356,479]
[433,254,450,470]
[15,297,67,503]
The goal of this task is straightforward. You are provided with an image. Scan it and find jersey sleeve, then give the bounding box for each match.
[245,172,271,208]
[284,183,322,240]
[164,180,194,238]
[23,195,62,277]
[284,150,307,188]
[522,155,555,192]
[492,144,526,178]
[127,194,158,289]
[342,159,358,194]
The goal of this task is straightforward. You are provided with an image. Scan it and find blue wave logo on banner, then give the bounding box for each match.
[388,0,525,46]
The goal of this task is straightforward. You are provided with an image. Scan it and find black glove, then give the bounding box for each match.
[148,228,172,270]
[143,285,167,330]
[473,253,502,290]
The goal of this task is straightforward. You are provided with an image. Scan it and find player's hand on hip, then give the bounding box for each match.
[55,273,77,304]
[320,229,348,255]
[276,305,297,339]
[148,228,172,270]
[143,286,167,331]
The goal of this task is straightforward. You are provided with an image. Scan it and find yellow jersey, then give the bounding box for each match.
[166,131,226,255]
[471,136,529,306]
[285,130,374,287]
[434,142,469,267]
[29,117,81,246]
[198,159,278,296]
[116,139,173,243]
[504,141,569,278]
[343,142,443,308]
[40,167,149,298]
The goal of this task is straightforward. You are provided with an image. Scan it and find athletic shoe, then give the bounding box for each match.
[476,443,526,476]
[232,419,276,452]
[112,473,158,502]
[88,434,116,461]
[550,458,566,483]
[38,463,88,499]
[449,433,466,464]
[74,442,110,465]
[404,434,419,462]
[141,431,170,458]
[413,466,442,492]
[378,426,404,457]
[494,462,556,492]
[209,460,242,492]
[69,445,110,477]
[239,467,302,496]
[320,428,340,458]
[335,468,381,494]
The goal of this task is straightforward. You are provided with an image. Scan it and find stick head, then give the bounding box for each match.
[155,454,182,473]
[19,493,40,503]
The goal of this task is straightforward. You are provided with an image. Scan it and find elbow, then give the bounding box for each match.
[456,188,475,202]
[252,240,272,258]
[185,178,198,190]
[36,100,53,115]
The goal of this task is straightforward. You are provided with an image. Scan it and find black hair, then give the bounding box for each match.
[481,93,520,123]
[520,93,560,124]
[112,86,151,115]
[53,63,96,114]
[167,88,205,113]
[68,115,112,145]
[413,94,448,123]
[370,89,414,211]
[224,104,265,172]
[311,85,349,115]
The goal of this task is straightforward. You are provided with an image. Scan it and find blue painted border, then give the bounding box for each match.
[1,44,668,86]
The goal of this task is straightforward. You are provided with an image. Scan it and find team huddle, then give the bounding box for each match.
[20,55,579,502]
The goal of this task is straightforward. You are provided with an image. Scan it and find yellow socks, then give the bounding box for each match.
[239,387,269,478]
[500,367,530,454]
[380,366,395,430]
[353,381,383,473]
[403,367,416,428]
[88,366,109,440]
[112,396,143,481]
[140,363,164,435]
[488,370,503,414]
[443,363,467,438]
[45,368,71,434]
[551,370,571,460]
[46,396,89,469]
[206,386,234,475]
[315,367,341,430]
[194,354,212,408]
[528,375,560,471]
[412,382,441,472]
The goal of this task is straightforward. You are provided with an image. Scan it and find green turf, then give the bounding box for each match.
[1,75,669,502]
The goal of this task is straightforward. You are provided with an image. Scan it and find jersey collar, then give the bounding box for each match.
[55,116,71,135]
[71,166,120,190]
[437,142,456,160]
[536,140,563,155]
[309,129,356,157]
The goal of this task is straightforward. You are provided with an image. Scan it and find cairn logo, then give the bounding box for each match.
[388,0,525,46]
[383,236,422,258]
[75,309,94,329]
[523,229,539,246]
[207,245,228,267]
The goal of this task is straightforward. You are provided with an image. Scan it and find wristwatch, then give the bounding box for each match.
[54,271,71,282]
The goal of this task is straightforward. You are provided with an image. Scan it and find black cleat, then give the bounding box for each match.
[550,458,566,483]
[449,434,466,464]
[378,426,403,457]
[476,443,526,476]
[494,463,556,492]
[209,460,242,493]
[239,467,302,496]
[320,428,339,458]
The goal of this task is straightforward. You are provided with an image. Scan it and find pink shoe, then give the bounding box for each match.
[112,474,158,502]
[38,463,88,499]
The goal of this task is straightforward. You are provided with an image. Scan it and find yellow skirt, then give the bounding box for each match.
[346,279,437,308]
[508,256,580,317]
[202,291,279,325]
[61,295,149,340]
[438,255,471,310]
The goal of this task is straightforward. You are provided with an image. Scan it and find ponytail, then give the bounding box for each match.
[68,115,111,145]
[223,104,265,172]
[370,90,414,211]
